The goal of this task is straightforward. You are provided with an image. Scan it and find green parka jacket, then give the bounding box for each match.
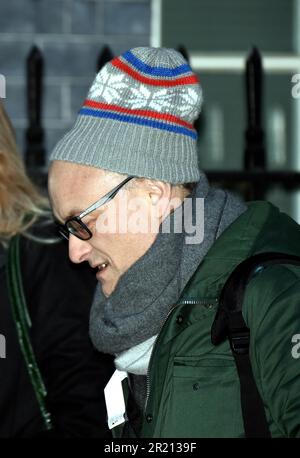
[139,201,300,438]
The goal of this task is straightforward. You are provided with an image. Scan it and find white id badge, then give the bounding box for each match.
[104,369,128,430]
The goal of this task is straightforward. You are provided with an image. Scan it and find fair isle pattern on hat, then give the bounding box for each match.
[50,47,204,184]
[79,49,201,140]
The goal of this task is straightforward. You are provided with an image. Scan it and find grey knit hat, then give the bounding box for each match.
[50,47,203,183]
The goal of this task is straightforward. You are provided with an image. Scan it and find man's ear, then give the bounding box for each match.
[148,181,172,219]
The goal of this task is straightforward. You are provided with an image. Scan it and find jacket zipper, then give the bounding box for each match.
[144,298,218,413]
[145,305,178,412]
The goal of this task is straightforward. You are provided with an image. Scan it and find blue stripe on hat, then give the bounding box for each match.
[122,50,192,78]
[79,108,197,139]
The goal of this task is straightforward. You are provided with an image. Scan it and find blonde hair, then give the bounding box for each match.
[0,101,49,245]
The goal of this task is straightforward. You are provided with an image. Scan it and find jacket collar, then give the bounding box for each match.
[178,201,277,301]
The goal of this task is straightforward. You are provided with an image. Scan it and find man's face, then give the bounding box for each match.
[48,161,159,297]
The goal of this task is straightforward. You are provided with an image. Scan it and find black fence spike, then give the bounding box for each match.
[177,45,190,63]
[244,46,266,173]
[96,45,114,72]
[25,44,46,173]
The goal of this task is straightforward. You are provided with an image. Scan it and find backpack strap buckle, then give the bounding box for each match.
[229,328,250,355]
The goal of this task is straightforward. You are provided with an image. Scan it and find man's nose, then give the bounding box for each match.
[68,234,92,264]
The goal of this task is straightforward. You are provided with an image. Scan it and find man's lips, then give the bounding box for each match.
[96,264,109,280]
[91,262,109,270]
[98,262,109,272]
[91,261,110,279]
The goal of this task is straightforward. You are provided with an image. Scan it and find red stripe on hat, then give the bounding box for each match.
[111,57,199,87]
[83,99,195,130]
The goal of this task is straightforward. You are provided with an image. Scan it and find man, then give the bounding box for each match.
[0,100,114,438]
[48,47,300,438]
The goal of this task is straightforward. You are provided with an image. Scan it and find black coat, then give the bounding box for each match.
[0,224,114,438]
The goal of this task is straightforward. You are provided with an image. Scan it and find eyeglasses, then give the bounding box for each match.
[56,176,134,241]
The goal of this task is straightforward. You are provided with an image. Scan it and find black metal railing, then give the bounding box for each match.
[24,44,300,200]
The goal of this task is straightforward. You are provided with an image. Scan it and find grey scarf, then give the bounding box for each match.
[89,177,247,355]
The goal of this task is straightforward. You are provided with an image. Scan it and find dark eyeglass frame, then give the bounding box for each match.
[56,176,134,241]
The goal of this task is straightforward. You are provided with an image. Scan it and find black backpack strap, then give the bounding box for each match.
[6,235,53,431]
[211,252,300,438]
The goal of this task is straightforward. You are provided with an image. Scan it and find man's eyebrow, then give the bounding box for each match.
[60,208,97,223]
[52,209,81,224]
[65,209,82,219]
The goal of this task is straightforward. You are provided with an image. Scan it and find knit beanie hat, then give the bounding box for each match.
[50,47,204,184]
